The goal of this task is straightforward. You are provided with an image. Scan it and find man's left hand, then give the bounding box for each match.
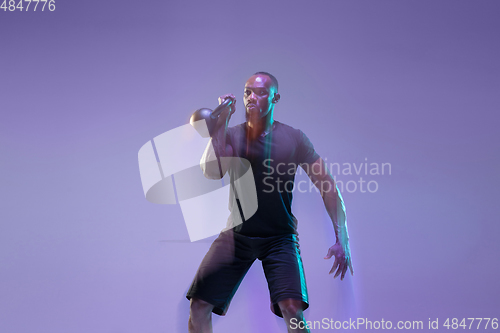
[324,242,354,280]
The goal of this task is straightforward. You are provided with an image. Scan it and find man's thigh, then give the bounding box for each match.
[186,230,255,316]
[259,234,309,317]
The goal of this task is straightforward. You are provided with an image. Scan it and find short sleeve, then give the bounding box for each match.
[296,130,320,165]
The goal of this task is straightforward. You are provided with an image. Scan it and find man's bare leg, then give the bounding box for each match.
[278,298,310,333]
[188,298,214,333]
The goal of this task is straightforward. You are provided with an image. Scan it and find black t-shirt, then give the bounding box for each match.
[226,121,320,237]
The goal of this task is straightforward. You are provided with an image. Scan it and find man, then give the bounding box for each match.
[186,72,353,333]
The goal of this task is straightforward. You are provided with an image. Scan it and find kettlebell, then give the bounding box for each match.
[190,98,234,138]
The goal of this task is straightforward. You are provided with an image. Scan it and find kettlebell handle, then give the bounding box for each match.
[190,98,235,138]
[210,98,234,120]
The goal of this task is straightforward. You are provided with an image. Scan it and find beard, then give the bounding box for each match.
[245,108,272,125]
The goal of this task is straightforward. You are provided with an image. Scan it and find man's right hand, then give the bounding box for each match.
[201,94,236,179]
[216,94,237,125]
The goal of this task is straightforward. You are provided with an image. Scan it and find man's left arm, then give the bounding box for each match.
[302,157,354,280]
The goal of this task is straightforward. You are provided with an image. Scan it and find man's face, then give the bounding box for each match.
[243,75,277,120]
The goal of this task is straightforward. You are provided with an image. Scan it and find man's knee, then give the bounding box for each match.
[190,298,214,317]
[278,299,304,319]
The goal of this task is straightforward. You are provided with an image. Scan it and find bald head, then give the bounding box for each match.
[253,71,279,93]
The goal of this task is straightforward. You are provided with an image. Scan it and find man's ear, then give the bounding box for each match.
[272,93,281,103]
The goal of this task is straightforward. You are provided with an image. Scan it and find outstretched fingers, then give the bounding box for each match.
[334,261,344,279]
[329,257,339,275]
[341,262,348,280]
[348,260,354,276]
[326,244,353,279]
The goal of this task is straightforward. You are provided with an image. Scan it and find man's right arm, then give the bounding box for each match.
[200,94,236,179]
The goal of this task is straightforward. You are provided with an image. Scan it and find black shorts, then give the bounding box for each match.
[186,230,309,317]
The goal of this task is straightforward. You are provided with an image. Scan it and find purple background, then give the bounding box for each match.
[1,0,499,332]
